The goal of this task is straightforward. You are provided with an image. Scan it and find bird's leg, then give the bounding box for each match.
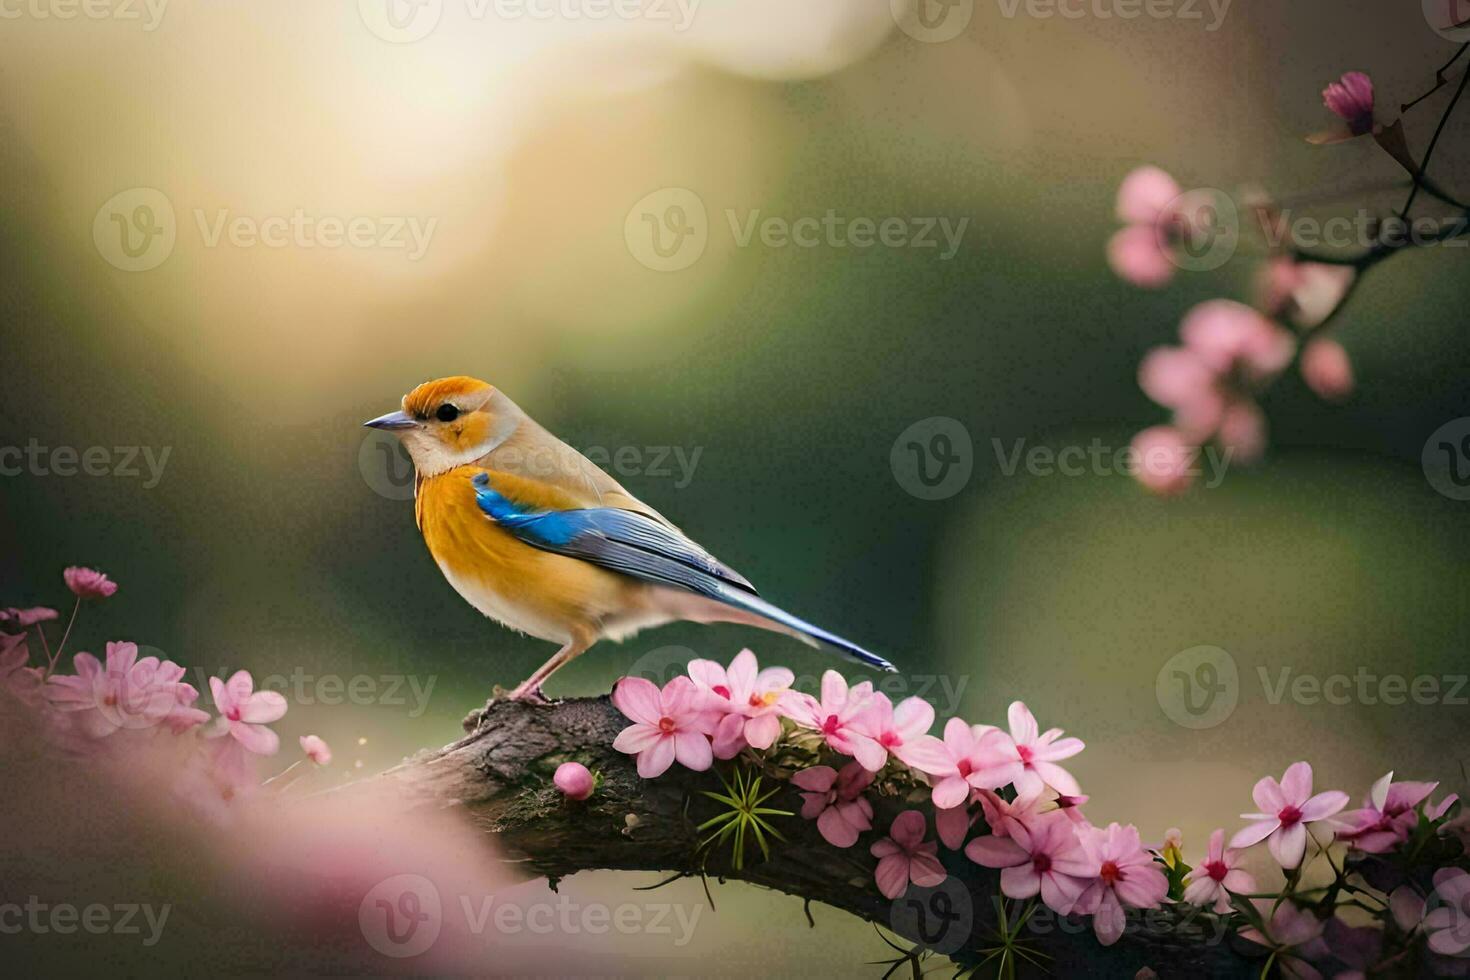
[505,636,591,703]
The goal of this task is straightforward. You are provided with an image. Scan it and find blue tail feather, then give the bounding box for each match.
[709,582,898,673]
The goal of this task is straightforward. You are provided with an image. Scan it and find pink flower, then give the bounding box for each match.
[977,788,1048,840]
[1179,299,1295,382]
[63,566,117,599]
[922,716,1022,809]
[553,761,594,800]
[1054,793,1090,826]
[851,692,951,772]
[1181,828,1256,913]
[300,735,333,766]
[687,648,794,759]
[1231,761,1349,868]
[994,701,1085,798]
[1300,339,1353,402]
[1238,900,1329,980]
[1256,257,1356,329]
[46,641,196,737]
[1319,72,1375,138]
[1073,822,1169,946]
[611,675,716,778]
[1107,166,1183,288]
[1334,771,1440,854]
[785,670,884,771]
[0,607,58,627]
[793,761,874,848]
[1130,426,1197,495]
[162,673,210,734]
[1425,868,1470,957]
[966,810,1093,914]
[871,810,946,899]
[206,670,288,755]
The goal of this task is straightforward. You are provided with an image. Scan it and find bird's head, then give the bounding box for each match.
[363,376,517,477]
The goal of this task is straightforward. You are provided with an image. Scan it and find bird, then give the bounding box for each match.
[364,375,896,701]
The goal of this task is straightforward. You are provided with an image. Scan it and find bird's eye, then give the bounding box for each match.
[435,404,460,423]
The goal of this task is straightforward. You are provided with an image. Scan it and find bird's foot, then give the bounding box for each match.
[493,682,553,706]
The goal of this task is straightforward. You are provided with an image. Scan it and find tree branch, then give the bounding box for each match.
[372,695,1262,978]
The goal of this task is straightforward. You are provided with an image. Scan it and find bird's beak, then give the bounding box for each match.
[362,410,416,431]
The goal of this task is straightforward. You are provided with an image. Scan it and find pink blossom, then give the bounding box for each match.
[1300,339,1353,401]
[1231,761,1349,868]
[553,761,594,800]
[178,734,260,825]
[300,735,333,766]
[0,607,58,627]
[161,673,210,734]
[206,670,288,756]
[687,648,794,759]
[1115,165,1182,226]
[1320,72,1375,137]
[935,796,977,850]
[1257,257,1356,329]
[1217,399,1267,463]
[793,761,874,848]
[1107,166,1182,288]
[1181,828,1256,913]
[976,788,1048,840]
[1333,771,1438,854]
[1073,822,1169,946]
[1054,793,1090,826]
[851,692,951,772]
[785,670,884,771]
[1107,225,1177,289]
[1130,426,1197,495]
[921,716,1022,809]
[994,701,1085,798]
[63,566,117,599]
[611,675,716,778]
[966,810,1093,914]
[1425,868,1470,957]
[46,641,197,737]
[1238,900,1329,980]
[1179,299,1295,381]
[871,810,946,899]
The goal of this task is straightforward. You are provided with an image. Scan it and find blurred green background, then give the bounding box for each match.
[1,0,1468,973]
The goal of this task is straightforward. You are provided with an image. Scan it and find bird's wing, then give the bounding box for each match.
[471,471,756,595]
[470,470,897,673]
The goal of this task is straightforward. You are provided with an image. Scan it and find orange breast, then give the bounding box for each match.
[414,466,638,642]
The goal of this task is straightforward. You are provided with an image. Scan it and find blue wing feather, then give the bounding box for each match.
[470,473,896,672]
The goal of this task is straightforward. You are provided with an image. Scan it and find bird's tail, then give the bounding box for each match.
[689,581,898,673]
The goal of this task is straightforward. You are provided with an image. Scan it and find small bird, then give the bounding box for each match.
[364,376,895,701]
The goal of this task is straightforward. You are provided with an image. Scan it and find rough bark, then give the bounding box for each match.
[374,695,1260,979]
